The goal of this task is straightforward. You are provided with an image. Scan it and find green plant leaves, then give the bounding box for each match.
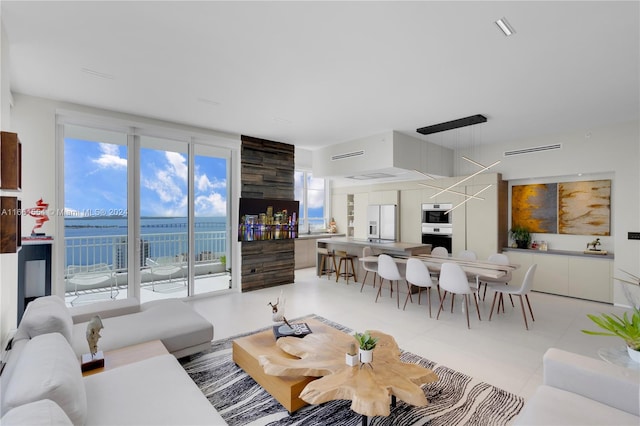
[581,308,640,350]
[354,331,379,351]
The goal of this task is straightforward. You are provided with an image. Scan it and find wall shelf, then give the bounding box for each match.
[1,131,22,191]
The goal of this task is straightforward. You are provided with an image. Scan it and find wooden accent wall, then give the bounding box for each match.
[240,135,295,291]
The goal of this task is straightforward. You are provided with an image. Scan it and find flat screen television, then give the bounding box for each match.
[238,198,299,242]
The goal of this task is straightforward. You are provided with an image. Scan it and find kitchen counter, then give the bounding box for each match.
[297,233,345,240]
[315,237,431,281]
[503,247,614,259]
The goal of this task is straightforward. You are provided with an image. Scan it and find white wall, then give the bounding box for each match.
[455,120,640,307]
[2,93,242,338]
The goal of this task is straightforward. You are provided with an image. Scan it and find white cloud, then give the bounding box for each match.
[165,152,187,182]
[307,189,325,209]
[92,143,126,169]
[195,192,227,216]
[196,173,226,192]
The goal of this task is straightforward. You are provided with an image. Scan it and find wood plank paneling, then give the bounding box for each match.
[240,135,295,291]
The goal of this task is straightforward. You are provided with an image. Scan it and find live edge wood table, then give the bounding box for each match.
[234,318,438,424]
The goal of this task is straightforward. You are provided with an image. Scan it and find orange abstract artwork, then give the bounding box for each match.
[558,180,611,236]
[511,184,557,233]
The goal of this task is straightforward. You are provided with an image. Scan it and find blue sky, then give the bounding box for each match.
[64,138,227,217]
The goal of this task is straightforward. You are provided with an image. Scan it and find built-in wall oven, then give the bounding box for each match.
[421,203,453,253]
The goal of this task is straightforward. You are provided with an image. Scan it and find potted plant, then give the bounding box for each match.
[509,225,531,249]
[354,331,379,364]
[581,308,640,363]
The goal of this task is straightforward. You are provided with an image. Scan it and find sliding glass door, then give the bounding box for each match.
[61,123,233,306]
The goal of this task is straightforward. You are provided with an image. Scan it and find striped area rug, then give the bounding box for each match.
[180,315,524,426]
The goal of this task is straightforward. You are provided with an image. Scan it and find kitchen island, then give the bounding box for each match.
[315,237,431,281]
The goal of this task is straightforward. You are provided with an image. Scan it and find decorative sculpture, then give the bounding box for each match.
[268,292,292,329]
[81,315,105,372]
[86,315,104,357]
[587,238,601,251]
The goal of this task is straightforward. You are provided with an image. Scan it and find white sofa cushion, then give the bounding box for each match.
[14,296,73,343]
[1,399,73,426]
[515,385,640,425]
[70,299,213,357]
[2,333,87,426]
[83,354,225,425]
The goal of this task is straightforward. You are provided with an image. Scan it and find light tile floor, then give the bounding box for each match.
[188,267,632,401]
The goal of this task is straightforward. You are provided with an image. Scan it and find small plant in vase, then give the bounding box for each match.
[354,331,379,366]
[509,225,531,249]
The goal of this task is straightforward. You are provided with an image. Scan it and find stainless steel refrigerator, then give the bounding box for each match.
[367,204,398,241]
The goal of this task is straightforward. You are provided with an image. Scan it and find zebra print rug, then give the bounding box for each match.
[180,314,524,426]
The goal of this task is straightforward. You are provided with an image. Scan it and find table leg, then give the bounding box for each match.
[391,395,397,407]
[362,414,368,426]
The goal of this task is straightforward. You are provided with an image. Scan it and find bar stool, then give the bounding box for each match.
[335,250,358,284]
[317,247,337,280]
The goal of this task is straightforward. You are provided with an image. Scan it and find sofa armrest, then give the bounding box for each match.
[543,348,640,416]
[69,298,140,324]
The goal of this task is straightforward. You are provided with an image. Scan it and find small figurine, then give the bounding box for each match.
[587,238,601,251]
[86,315,104,357]
[268,291,293,329]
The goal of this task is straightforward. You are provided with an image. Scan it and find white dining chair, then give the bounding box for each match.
[457,250,477,260]
[489,264,537,330]
[360,246,378,292]
[477,253,513,302]
[431,246,449,257]
[436,262,481,329]
[404,257,440,317]
[376,254,409,309]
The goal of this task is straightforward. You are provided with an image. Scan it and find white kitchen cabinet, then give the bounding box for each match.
[568,256,612,303]
[331,193,348,236]
[503,249,613,303]
[400,189,422,244]
[370,190,398,205]
[353,192,369,239]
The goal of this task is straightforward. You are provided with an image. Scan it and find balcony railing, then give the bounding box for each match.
[64,230,228,294]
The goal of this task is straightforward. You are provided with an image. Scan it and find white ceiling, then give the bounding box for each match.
[2,1,638,151]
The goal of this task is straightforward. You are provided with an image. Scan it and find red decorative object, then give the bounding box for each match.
[25,198,49,235]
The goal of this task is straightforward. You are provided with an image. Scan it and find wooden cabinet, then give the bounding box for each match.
[1,131,22,190]
[1,196,22,253]
[294,238,316,269]
[568,257,612,303]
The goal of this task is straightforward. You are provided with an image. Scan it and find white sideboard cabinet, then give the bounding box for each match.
[503,248,612,303]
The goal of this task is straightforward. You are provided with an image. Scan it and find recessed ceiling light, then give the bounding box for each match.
[495,17,515,36]
[81,68,115,80]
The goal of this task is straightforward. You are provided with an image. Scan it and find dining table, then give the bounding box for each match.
[359,254,519,280]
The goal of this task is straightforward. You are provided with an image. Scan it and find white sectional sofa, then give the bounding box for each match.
[1,296,225,425]
[515,348,640,425]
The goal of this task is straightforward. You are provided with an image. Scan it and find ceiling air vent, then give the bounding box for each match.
[504,143,562,157]
[331,150,365,161]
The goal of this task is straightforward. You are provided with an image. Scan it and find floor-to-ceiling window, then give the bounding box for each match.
[60,121,234,306]
[295,170,326,233]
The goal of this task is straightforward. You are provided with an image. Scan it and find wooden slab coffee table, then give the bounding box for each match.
[258,321,438,424]
[232,318,342,412]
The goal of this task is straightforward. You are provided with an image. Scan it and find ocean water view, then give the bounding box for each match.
[64,216,228,269]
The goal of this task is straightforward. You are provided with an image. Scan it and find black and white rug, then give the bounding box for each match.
[180,315,524,426]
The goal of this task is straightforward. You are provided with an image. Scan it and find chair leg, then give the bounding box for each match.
[508,294,515,307]
[436,291,448,319]
[406,280,413,304]
[426,287,432,318]
[403,285,412,310]
[518,295,529,330]
[375,280,384,303]
[489,292,498,321]
[473,293,481,321]
[350,258,357,282]
[396,281,400,309]
[464,294,470,329]
[482,282,488,301]
[525,294,535,322]
[450,294,455,313]
[360,271,369,292]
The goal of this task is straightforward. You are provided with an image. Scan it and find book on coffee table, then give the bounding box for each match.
[273,322,312,339]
